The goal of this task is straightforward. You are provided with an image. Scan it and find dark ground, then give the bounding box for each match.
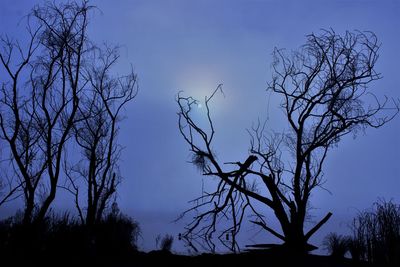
[134,250,370,267]
[4,250,375,267]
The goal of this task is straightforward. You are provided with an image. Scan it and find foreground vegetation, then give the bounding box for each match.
[0,200,398,267]
[0,207,139,265]
[324,200,400,267]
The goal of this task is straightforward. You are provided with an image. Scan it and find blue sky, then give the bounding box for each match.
[0,0,399,253]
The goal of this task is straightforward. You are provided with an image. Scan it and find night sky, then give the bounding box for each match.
[1,0,399,253]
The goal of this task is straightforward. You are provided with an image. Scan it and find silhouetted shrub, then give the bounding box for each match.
[93,209,141,254]
[158,234,174,252]
[0,209,140,263]
[0,211,81,261]
[323,232,350,259]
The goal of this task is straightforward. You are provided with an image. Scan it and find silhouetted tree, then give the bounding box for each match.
[177,30,398,253]
[0,1,92,224]
[63,45,138,225]
[351,200,400,266]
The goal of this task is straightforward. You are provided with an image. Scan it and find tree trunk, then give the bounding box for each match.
[86,203,96,226]
[285,228,307,253]
[23,193,35,224]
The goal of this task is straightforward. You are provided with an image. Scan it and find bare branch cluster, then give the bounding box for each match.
[177,29,398,253]
[0,1,137,225]
[64,45,138,225]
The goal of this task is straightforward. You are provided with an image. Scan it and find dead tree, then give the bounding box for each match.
[0,1,92,224]
[177,30,398,253]
[64,45,137,225]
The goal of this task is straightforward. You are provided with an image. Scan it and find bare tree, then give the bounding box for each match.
[177,30,398,253]
[64,45,138,225]
[350,200,400,265]
[0,1,92,224]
